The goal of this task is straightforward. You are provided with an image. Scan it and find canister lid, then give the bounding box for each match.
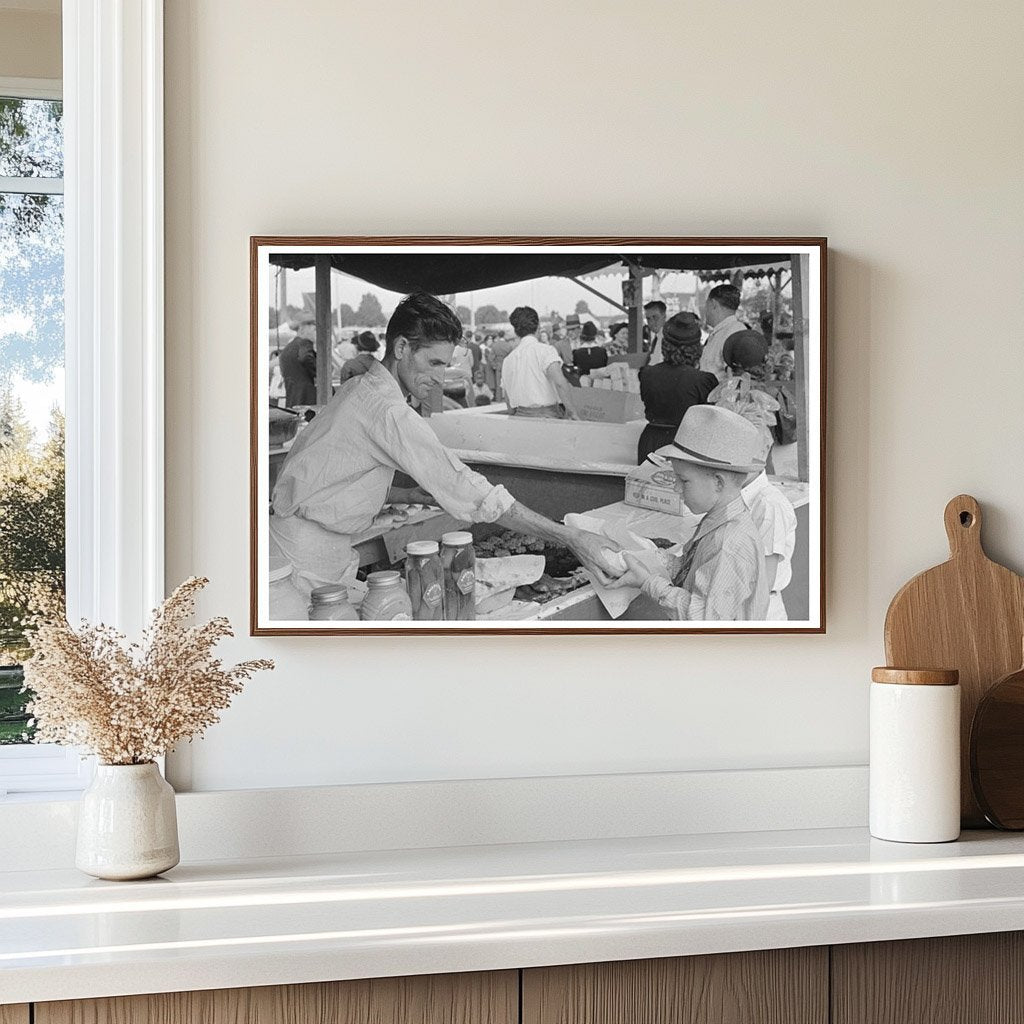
[871,667,959,686]
[366,570,402,588]
[406,540,439,556]
[441,531,473,546]
[309,583,350,606]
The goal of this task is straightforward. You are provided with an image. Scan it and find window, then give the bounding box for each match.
[0,80,83,795]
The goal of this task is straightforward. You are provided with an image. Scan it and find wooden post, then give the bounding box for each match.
[791,254,810,483]
[629,263,644,357]
[314,256,332,406]
[771,269,781,335]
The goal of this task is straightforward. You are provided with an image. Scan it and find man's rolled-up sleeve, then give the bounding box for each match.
[373,404,516,523]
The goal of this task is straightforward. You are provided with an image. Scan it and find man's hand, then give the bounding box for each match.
[567,528,625,586]
[605,550,671,590]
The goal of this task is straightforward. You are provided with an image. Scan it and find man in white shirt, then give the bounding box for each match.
[643,299,667,366]
[700,284,746,378]
[500,306,580,419]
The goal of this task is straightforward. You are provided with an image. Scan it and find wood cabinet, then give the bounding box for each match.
[34,972,518,1024]
[13,932,1024,1024]
[522,948,828,1024]
[831,931,1024,1024]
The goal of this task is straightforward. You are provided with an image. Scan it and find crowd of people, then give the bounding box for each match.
[270,289,798,466]
[269,289,799,485]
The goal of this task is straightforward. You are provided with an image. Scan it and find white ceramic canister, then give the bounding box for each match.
[869,667,960,843]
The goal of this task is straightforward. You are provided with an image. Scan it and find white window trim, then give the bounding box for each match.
[0,2,165,797]
[0,76,62,101]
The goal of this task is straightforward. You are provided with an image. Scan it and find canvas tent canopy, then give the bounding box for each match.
[268,251,790,296]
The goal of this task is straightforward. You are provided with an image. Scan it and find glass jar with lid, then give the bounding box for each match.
[359,570,413,622]
[307,583,359,621]
[440,531,476,620]
[269,563,310,622]
[405,540,444,621]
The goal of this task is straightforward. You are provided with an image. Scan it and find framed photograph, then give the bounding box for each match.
[250,237,826,635]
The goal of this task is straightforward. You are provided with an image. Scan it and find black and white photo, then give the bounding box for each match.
[250,238,825,634]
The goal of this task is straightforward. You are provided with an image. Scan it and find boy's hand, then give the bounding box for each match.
[604,550,669,590]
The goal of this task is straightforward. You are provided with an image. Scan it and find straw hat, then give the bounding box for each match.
[655,405,765,473]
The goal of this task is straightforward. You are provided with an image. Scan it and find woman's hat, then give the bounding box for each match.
[655,405,765,473]
[723,329,768,370]
[662,311,702,347]
[581,321,598,341]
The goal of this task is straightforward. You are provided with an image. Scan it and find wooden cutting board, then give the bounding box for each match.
[884,494,1024,827]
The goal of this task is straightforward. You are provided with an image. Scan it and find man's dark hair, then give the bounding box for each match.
[509,306,540,338]
[707,284,741,311]
[385,292,462,360]
[643,300,667,314]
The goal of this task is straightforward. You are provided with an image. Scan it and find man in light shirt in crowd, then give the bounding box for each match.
[500,305,580,419]
[643,299,667,366]
[700,284,747,379]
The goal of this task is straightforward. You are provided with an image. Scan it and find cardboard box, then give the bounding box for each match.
[567,387,645,423]
[624,461,688,516]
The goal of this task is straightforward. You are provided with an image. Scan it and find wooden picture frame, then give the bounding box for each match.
[251,237,826,635]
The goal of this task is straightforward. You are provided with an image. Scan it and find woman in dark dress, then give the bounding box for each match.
[571,321,609,375]
[636,312,719,463]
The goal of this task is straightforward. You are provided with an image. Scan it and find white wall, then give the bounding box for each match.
[164,0,1024,792]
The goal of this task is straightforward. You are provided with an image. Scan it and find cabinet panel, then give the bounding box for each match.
[0,1007,30,1024]
[522,948,828,1024]
[832,932,1024,1024]
[35,971,518,1024]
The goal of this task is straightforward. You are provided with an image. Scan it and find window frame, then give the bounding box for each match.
[0,0,165,797]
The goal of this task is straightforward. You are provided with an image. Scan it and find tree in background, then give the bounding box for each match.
[575,299,591,315]
[455,305,471,324]
[0,393,65,667]
[355,293,386,327]
[474,304,508,325]
[0,393,65,742]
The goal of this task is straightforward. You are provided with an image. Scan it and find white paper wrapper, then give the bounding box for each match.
[474,555,546,615]
[563,513,661,618]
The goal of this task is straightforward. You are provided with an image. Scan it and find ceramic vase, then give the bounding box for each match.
[76,762,180,880]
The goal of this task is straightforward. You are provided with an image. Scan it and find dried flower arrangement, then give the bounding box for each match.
[22,577,273,765]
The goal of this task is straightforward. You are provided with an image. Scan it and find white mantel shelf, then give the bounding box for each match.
[5,826,1024,1004]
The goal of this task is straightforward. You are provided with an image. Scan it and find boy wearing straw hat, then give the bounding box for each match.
[610,405,769,620]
